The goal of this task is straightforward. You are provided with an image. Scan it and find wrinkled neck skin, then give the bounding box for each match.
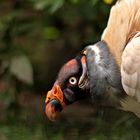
[86,41,125,108]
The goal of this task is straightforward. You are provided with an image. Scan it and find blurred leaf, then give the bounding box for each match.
[90,0,99,5]
[49,0,64,13]
[13,22,37,36]
[33,0,50,10]
[32,0,64,12]
[43,26,60,40]
[103,0,114,5]
[69,0,79,4]
[10,55,33,85]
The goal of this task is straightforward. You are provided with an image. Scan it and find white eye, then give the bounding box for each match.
[69,77,77,85]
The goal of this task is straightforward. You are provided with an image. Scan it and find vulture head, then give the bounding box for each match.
[45,41,125,121]
[45,51,91,121]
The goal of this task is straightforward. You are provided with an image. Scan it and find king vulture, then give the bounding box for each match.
[45,0,140,121]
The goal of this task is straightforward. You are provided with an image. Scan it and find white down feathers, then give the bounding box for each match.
[121,32,140,103]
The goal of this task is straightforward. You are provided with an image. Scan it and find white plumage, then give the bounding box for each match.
[101,0,140,117]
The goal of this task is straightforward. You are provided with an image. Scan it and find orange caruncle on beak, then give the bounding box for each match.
[45,85,65,107]
[45,85,65,121]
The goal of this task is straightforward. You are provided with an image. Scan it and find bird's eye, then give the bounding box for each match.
[69,77,77,85]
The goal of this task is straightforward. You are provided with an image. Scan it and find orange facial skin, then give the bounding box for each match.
[45,52,88,121]
[45,85,65,121]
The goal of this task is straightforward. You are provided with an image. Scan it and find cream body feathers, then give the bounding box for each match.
[121,32,140,102]
[101,0,140,117]
[102,0,140,66]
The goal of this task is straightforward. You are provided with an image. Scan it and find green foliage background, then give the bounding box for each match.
[0,0,140,140]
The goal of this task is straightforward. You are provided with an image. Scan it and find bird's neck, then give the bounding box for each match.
[86,41,125,107]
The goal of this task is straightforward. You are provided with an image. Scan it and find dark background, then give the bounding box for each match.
[0,0,140,140]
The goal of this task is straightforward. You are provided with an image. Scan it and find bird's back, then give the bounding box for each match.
[101,0,140,66]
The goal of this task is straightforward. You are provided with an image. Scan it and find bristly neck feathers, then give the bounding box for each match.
[86,41,125,107]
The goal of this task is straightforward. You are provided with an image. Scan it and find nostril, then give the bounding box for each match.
[53,87,57,95]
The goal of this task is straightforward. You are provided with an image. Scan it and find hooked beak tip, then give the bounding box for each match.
[45,99,62,121]
[45,85,66,121]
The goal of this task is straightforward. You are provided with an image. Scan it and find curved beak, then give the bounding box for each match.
[45,85,65,121]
